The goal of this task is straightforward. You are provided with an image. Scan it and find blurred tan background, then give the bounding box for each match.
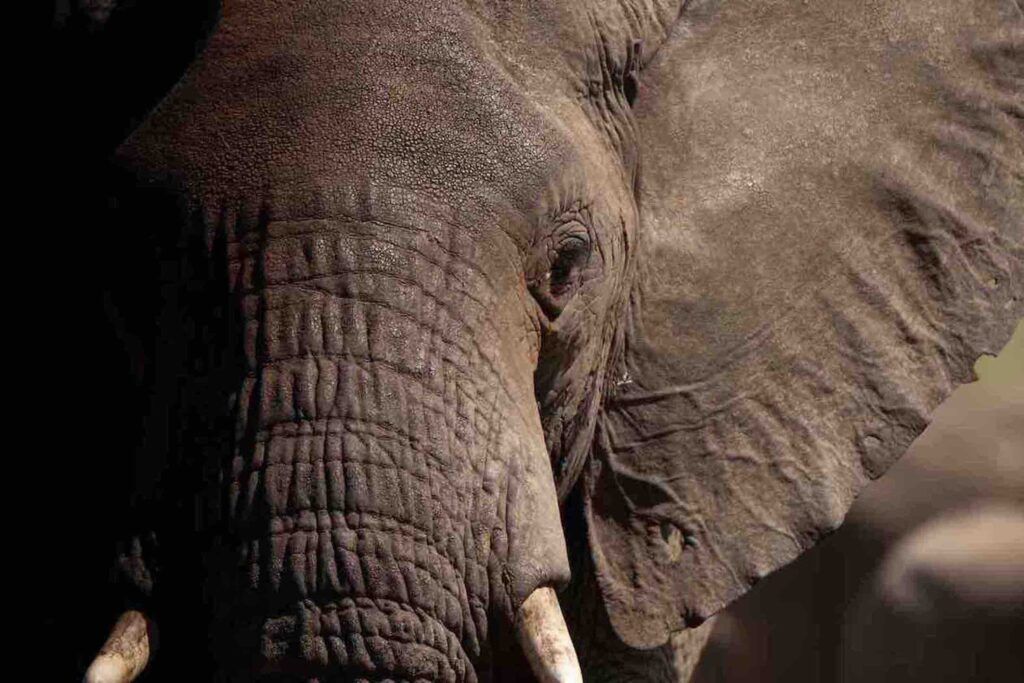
[692,320,1024,682]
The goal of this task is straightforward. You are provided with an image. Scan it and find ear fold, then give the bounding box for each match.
[585,0,1024,648]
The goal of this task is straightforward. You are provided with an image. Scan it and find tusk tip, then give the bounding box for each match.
[84,610,152,683]
[515,586,583,683]
[83,655,129,683]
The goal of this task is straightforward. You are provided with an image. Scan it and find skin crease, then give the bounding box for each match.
[59,0,1022,681]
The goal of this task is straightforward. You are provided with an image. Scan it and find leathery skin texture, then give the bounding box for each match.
[210,219,540,680]
[111,185,566,678]
[52,0,1023,680]
[102,0,663,678]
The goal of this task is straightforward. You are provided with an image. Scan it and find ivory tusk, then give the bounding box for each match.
[83,610,152,683]
[515,586,583,683]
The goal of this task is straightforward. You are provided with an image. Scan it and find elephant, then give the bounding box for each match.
[50,0,1022,681]
[842,502,1024,682]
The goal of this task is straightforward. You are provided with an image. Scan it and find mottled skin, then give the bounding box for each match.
[52,0,1022,681]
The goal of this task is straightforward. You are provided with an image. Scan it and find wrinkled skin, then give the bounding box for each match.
[689,338,1024,683]
[50,0,1022,681]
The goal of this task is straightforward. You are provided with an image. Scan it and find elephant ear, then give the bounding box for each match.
[585,0,1024,648]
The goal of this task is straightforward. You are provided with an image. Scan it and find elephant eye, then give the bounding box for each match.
[549,238,589,294]
[530,234,591,320]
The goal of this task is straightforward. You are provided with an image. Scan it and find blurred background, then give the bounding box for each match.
[692,320,1024,682]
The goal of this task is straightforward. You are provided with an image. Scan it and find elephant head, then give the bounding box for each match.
[71,0,1021,681]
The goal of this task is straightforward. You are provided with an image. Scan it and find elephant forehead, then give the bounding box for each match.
[115,0,570,227]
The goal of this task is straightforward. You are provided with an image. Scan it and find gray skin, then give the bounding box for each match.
[68,0,1022,681]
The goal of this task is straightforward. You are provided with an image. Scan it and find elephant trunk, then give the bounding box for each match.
[202,215,571,680]
[218,353,481,680]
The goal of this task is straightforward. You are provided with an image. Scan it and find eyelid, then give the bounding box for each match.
[551,220,592,255]
[553,218,590,240]
[555,234,589,253]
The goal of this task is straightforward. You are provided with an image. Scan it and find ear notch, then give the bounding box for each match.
[584,0,1024,649]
